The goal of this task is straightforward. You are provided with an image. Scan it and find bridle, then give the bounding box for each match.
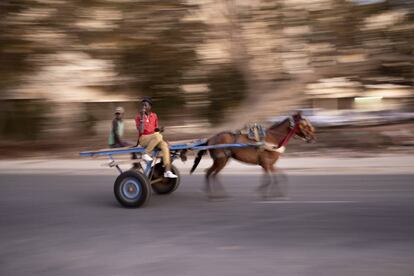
[272,117,314,148]
[276,117,302,147]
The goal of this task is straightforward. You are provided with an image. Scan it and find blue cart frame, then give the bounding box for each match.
[80,139,259,208]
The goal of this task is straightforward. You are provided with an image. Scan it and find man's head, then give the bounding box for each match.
[141,96,153,113]
[115,106,124,119]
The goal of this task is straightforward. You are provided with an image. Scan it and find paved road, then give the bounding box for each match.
[1,173,414,276]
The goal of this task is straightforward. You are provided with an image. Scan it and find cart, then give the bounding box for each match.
[80,140,259,208]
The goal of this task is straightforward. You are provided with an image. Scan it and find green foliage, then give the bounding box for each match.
[0,1,37,89]
[206,66,248,124]
[114,1,207,116]
[0,99,49,140]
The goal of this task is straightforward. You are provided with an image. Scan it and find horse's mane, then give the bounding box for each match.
[269,117,290,130]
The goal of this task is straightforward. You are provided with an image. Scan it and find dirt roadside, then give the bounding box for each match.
[0,122,413,159]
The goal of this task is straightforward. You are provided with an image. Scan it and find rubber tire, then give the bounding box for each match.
[114,171,151,208]
[151,164,181,195]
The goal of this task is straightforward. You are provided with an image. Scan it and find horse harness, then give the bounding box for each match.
[208,131,238,160]
[209,118,298,162]
[254,118,298,164]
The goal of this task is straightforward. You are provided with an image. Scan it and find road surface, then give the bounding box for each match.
[1,173,414,276]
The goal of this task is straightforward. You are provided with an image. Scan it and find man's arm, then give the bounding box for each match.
[135,113,143,136]
[154,113,164,132]
[139,111,146,134]
[154,113,159,132]
[134,114,142,147]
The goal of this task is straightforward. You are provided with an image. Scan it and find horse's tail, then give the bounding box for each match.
[190,142,208,174]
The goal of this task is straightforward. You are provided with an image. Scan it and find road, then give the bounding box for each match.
[1,173,414,276]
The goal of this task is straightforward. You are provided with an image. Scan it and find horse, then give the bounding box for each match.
[190,112,316,198]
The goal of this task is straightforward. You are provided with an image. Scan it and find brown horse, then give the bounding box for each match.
[190,112,316,198]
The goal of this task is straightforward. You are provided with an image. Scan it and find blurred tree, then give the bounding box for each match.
[2,0,413,133]
[0,99,48,140]
[31,0,207,118]
[206,65,248,124]
[108,1,207,118]
[0,1,37,91]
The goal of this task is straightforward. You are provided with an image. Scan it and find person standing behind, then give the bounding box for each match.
[135,97,177,178]
[108,107,131,148]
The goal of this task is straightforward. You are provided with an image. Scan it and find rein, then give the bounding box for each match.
[266,118,298,149]
[277,121,298,148]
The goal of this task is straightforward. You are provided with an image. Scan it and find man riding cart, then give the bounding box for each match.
[135,96,177,179]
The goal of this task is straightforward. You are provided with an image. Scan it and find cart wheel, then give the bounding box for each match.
[114,171,151,208]
[129,164,143,174]
[151,164,181,195]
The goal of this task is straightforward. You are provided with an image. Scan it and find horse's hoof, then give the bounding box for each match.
[256,188,269,198]
[207,193,230,201]
[255,186,267,194]
[260,194,272,201]
[217,193,230,199]
[265,196,290,201]
[208,196,225,202]
[278,196,290,201]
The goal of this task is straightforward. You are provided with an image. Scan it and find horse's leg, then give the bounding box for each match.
[268,166,289,199]
[257,165,272,199]
[204,161,217,196]
[210,157,229,198]
[274,167,289,190]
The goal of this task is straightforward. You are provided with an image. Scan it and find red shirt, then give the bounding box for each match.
[135,112,158,136]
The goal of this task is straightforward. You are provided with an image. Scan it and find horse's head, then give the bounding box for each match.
[293,112,316,143]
